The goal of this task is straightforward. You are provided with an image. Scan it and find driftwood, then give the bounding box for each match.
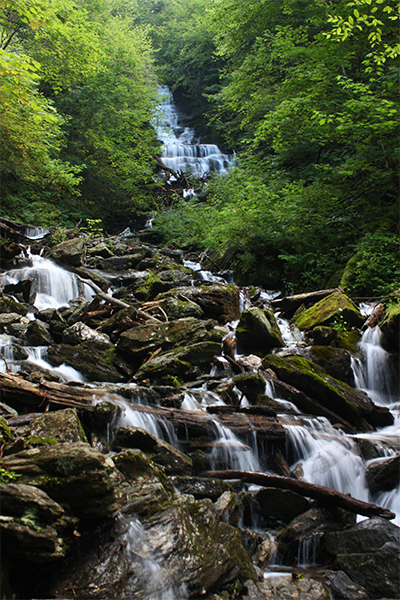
[271,288,338,317]
[362,303,384,331]
[201,470,396,520]
[262,371,356,434]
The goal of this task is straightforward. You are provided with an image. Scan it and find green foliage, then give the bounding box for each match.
[80,218,103,237]
[345,231,400,296]
[0,466,21,483]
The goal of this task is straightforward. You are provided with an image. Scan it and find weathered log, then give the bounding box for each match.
[0,372,98,411]
[201,470,396,520]
[362,303,384,330]
[271,288,339,317]
[262,371,356,434]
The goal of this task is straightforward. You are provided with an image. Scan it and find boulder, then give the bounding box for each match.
[62,321,112,347]
[117,317,221,361]
[233,372,267,404]
[323,517,400,599]
[254,487,312,523]
[45,495,256,599]
[171,476,237,501]
[26,320,53,346]
[113,426,192,475]
[0,483,77,562]
[0,295,29,316]
[262,354,393,428]
[46,238,86,267]
[36,307,67,340]
[156,295,204,320]
[1,443,125,519]
[114,449,172,517]
[323,570,369,600]
[307,346,354,386]
[293,291,364,331]
[276,507,356,565]
[3,277,38,305]
[236,307,284,354]
[47,341,130,383]
[365,454,400,494]
[134,342,222,383]
[27,409,88,444]
[160,283,240,323]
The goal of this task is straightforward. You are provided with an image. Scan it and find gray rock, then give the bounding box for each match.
[2,442,125,519]
[236,307,284,354]
[113,426,192,476]
[323,570,369,600]
[242,576,330,600]
[0,483,77,562]
[62,321,112,347]
[46,238,86,267]
[365,454,400,494]
[26,319,53,345]
[28,408,88,444]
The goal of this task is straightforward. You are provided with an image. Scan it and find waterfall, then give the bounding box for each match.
[1,251,94,310]
[210,420,260,472]
[155,86,233,178]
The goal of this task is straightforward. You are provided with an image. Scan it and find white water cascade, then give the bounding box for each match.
[155,86,233,178]
[1,250,94,311]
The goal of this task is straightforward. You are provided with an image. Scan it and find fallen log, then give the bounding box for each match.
[201,470,396,520]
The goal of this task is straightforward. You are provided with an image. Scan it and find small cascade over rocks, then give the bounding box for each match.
[155,86,233,178]
[0,228,399,600]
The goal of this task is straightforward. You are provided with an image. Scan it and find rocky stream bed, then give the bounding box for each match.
[0,224,399,600]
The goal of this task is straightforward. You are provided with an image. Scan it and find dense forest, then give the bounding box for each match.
[1,0,399,294]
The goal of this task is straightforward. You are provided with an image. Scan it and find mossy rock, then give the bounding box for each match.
[46,237,86,267]
[134,342,221,383]
[233,372,266,403]
[27,409,88,444]
[47,341,130,383]
[113,426,192,476]
[158,284,240,323]
[236,307,284,355]
[293,291,363,331]
[307,346,354,386]
[0,295,29,316]
[2,442,125,519]
[117,317,220,361]
[262,354,393,428]
[26,319,53,346]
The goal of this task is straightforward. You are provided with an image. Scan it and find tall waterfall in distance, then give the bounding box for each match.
[154,86,233,178]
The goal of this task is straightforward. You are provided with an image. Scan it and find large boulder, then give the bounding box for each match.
[46,238,86,267]
[233,372,267,404]
[27,408,88,444]
[117,317,222,361]
[1,443,125,519]
[114,449,172,517]
[293,290,364,331]
[44,495,256,599]
[322,517,400,599]
[276,507,356,565]
[262,354,393,428]
[113,426,192,476]
[365,454,400,494]
[47,341,130,383]
[236,307,284,355]
[134,342,222,384]
[307,346,354,386]
[160,284,240,323]
[26,319,53,345]
[254,487,312,524]
[0,483,77,562]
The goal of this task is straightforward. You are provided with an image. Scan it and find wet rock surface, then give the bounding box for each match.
[0,228,399,600]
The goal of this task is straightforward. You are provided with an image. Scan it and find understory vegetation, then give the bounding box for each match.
[1,0,399,294]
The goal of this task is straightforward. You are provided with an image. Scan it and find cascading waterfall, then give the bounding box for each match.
[1,250,94,311]
[155,86,233,178]
[210,420,260,472]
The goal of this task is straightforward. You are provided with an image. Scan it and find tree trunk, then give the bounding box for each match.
[201,470,395,520]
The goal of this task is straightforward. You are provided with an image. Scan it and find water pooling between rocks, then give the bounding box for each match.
[0,231,399,600]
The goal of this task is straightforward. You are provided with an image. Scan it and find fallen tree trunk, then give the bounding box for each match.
[201,470,395,520]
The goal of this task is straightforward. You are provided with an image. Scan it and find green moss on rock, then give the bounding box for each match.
[294,291,363,331]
